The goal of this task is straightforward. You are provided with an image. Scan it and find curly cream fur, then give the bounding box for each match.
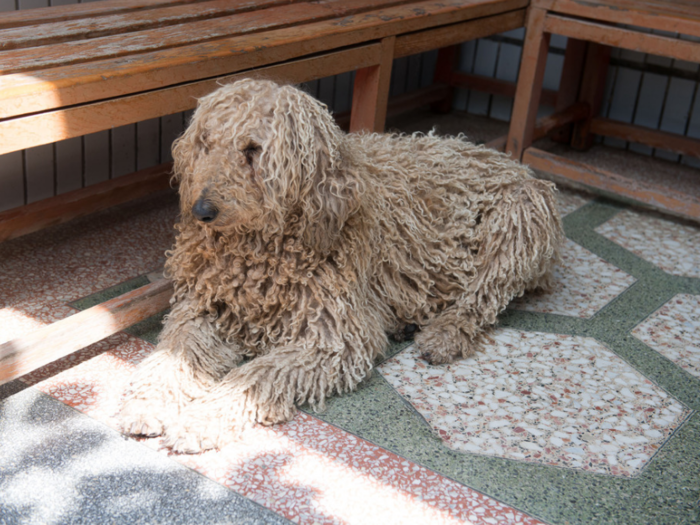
[119,79,563,453]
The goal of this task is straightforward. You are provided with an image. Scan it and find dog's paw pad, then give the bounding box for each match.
[419,350,455,366]
[119,414,165,438]
[415,326,465,365]
[163,423,222,454]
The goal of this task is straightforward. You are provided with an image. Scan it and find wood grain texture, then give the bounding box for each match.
[0,0,411,72]
[0,0,299,50]
[590,117,700,159]
[350,36,395,133]
[523,146,700,223]
[544,14,700,63]
[550,37,586,143]
[541,0,700,39]
[570,42,611,151]
[430,45,458,114]
[0,44,382,154]
[393,8,526,58]
[0,278,173,385]
[487,102,589,151]
[0,0,275,29]
[0,0,527,120]
[451,71,559,106]
[506,6,551,159]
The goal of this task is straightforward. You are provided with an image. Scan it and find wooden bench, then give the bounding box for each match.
[506,0,700,222]
[0,0,527,384]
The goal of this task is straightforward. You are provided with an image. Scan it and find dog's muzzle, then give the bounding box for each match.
[192,197,219,223]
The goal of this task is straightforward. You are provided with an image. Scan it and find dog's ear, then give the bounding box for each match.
[272,86,363,254]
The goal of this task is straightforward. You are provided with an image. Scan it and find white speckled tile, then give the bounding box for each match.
[596,209,700,277]
[556,189,590,217]
[379,330,690,477]
[510,239,636,318]
[632,294,700,379]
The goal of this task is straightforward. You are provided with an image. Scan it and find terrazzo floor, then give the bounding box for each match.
[1,120,700,524]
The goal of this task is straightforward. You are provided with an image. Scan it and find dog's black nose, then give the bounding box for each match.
[192,198,218,223]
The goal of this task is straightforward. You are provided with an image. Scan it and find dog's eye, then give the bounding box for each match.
[243,143,261,165]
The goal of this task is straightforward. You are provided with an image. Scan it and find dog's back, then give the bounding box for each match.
[344,132,561,339]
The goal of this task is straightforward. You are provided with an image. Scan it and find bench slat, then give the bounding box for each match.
[0,0,413,73]
[0,0,230,30]
[0,44,384,155]
[0,0,527,120]
[0,2,336,72]
[0,0,305,51]
[544,0,700,38]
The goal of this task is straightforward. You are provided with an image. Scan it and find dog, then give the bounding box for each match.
[119,79,562,453]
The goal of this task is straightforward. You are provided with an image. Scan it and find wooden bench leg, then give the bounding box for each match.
[431,45,459,114]
[506,7,551,160]
[571,42,612,150]
[551,38,587,143]
[349,36,396,133]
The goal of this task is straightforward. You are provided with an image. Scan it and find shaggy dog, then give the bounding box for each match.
[119,79,562,453]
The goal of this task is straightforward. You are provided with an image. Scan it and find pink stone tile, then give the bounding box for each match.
[633,294,700,379]
[379,331,690,477]
[511,239,635,318]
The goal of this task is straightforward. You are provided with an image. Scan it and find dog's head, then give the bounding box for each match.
[173,79,362,253]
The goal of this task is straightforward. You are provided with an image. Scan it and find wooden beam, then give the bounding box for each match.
[485,135,507,151]
[0,44,382,155]
[544,0,700,40]
[431,45,459,114]
[393,8,526,58]
[451,72,559,107]
[590,118,700,159]
[522,146,700,223]
[350,36,395,133]
[571,42,611,150]
[507,6,551,160]
[0,163,173,243]
[0,279,173,386]
[550,37,586,143]
[335,83,451,130]
[486,102,589,151]
[544,14,700,63]
[0,0,223,29]
[0,0,529,120]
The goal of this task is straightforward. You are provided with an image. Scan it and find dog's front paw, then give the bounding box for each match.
[162,419,221,454]
[119,397,169,437]
[415,324,479,365]
[161,398,248,454]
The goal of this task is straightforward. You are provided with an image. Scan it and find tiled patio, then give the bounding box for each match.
[1,115,699,524]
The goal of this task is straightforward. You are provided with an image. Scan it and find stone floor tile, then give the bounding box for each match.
[633,294,700,379]
[596,209,700,278]
[556,189,589,217]
[379,329,691,477]
[511,239,635,318]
